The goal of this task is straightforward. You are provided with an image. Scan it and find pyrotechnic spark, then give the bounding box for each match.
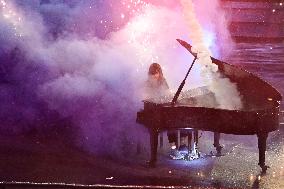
[120,0,149,23]
[0,0,23,37]
[121,0,148,15]
[122,2,162,70]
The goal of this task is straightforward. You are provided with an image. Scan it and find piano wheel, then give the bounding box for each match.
[216,145,223,156]
[213,132,223,156]
[259,164,270,174]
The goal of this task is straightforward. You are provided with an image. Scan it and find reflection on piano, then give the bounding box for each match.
[136,39,282,172]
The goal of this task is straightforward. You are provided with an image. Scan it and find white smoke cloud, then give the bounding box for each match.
[191,0,235,57]
[37,6,192,157]
[181,0,242,110]
[0,0,238,158]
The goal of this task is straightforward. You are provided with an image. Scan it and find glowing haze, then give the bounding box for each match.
[0,0,236,158]
[181,0,242,110]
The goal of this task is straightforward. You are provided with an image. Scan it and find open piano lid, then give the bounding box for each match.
[176,39,282,110]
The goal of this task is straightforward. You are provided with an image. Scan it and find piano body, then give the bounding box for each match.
[136,39,282,172]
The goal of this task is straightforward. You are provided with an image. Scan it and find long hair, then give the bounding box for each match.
[145,63,169,98]
[148,63,164,80]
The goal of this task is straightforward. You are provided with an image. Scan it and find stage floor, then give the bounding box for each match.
[0,124,283,188]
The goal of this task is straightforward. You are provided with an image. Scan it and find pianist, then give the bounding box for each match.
[144,63,169,99]
[144,63,186,159]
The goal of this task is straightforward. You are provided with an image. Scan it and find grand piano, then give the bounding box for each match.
[136,39,282,172]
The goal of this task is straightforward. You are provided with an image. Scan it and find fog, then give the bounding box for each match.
[0,0,238,158]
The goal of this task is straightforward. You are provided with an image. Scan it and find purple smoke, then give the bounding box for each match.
[0,0,234,158]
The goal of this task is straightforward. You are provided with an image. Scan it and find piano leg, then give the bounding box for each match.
[194,129,198,144]
[159,133,163,148]
[213,132,222,156]
[149,128,159,167]
[187,131,192,153]
[257,132,269,173]
[193,130,200,158]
